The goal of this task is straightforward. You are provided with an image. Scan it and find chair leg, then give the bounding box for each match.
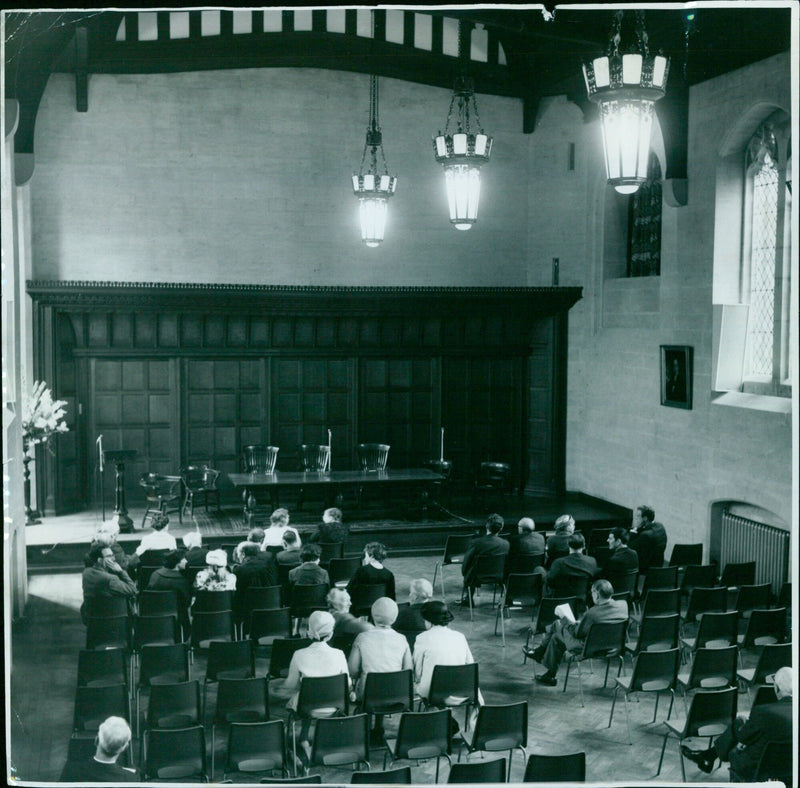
[211,726,215,780]
[666,690,675,721]
[656,733,669,776]
[623,692,633,745]
[679,740,687,782]
[608,686,618,729]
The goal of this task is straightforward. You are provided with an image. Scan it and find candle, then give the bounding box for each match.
[440,427,444,462]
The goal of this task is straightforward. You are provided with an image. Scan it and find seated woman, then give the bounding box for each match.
[262,508,301,550]
[193,549,237,591]
[283,611,350,759]
[347,542,396,600]
[327,588,373,638]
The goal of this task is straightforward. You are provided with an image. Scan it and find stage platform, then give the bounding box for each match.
[25,492,630,573]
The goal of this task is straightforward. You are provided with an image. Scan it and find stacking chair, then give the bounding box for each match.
[680,565,718,600]
[190,609,235,661]
[630,588,680,637]
[604,568,639,599]
[681,586,727,629]
[718,560,756,589]
[383,709,453,782]
[424,663,480,732]
[351,766,411,784]
[448,757,506,783]
[625,613,680,660]
[317,541,344,568]
[289,584,329,630]
[506,552,545,575]
[203,639,256,719]
[287,674,349,770]
[329,557,361,589]
[733,583,772,619]
[77,647,128,689]
[608,648,680,744]
[776,581,791,608]
[224,719,288,781]
[142,724,208,782]
[239,586,283,637]
[680,610,738,658]
[562,620,628,706]
[181,464,221,518]
[268,637,312,682]
[192,589,235,614]
[85,614,132,652]
[523,752,586,782]
[495,573,542,646]
[135,643,191,737]
[349,583,388,618]
[132,614,181,671]
[361,670,414,734]
[457,701,527,780]
[737,607,787,652]
[308,713,371,773]
[635,566,679,614]
[83,595,131,620]
[736,641,791,703]
[432,534,474,601]
[677,645,738,713]
[523,597,580,659]
[73,683,130,738]
[751,684,778,707]
[669,543,703,568]
[656,686,737,780]
[138,589,180,620]
[140,472,183,527]
[211,677,270,776]
[466,554,507,620]
[250,607,293,651]
[329,633,357,659]
[243,445,280,474]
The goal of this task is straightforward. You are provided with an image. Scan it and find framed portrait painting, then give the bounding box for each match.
[661,345,693,409]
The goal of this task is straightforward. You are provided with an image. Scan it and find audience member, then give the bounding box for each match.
[262,508,301,548]
[135,512,177,556]
[629,505,667,573]
[182,531,208,568]
[539,532,599,598]
[93,521,139,573]
[348,542,396,600]
[60,716,138,782]
[507,517,545,571]
[309,507,348,544]
[603,526,639,577]
[530,579,628,687]
[681,666,793,779]
[147,549,192,630]
[413,601,479,704]
[327,588,374,637]
[194,549,236,591]
[393,578,433,635]
[283,611,350,758]
[81,544,136,623]
[234,542,278,609]
[545,514,575,568]
[233,527,266,564]
[288,544,330,587]
[276,530,303,567]
[461,513,510,601]
[348,597,412,742]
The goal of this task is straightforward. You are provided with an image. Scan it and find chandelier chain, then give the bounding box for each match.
[635,10,650,58]
[607,10,623,57]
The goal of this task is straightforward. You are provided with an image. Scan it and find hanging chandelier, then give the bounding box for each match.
[583,10,669,194]
[433,24,493,230]
[352,74,397,248]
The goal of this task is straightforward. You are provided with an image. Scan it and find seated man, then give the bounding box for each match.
[60,715,138,782]
[327,588,373,637]
[393,578,433,635]
[461,513,509,600]
[628,504,667,574]
[531,578,628,687]
[147,549,192,632]
[232,527,266,564]
[603,526,639,576]
[539,532,599,598]
[93,521,139,574]
[275,530,303,568]
[545,514,575,568]
[682,666,793,779]
[81,544,137,623]
[288,543,330,587]
[309,507,349,544]
[234,542,278,620]
[348,597,412,743]
[506,517,545,574]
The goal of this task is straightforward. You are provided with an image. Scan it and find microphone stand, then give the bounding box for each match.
[96,435,105,520]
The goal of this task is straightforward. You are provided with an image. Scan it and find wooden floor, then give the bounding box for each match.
[8,551,777,786]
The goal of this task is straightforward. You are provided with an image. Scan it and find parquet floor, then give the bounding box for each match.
[9,555,780,785]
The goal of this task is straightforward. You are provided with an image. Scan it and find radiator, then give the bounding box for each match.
[720,511,790,595]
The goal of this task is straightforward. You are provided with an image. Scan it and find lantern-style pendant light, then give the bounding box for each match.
[433,22,493,230]
[352,74,397,247]
[583,10,669,194]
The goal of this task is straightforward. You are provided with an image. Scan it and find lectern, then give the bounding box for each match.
[103,450,138,533]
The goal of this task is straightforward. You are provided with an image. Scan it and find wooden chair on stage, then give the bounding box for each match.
[297,444,331,510]
[241,445,279,523]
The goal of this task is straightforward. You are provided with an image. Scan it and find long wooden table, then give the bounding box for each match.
[228,467,445,518]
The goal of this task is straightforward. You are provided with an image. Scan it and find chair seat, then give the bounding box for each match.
[482,735,520,751]
[678,671,730,689]
[237,757,280,772]
[217,667,252,680]
[385,737,441,760]
[158,761,198,779]
[149,673,185,685]
[322,751,364,766]
[441,695,469,706]
[156,712,195,728]
[225,709,265,723]
[309,707,339,718]
[641,678,673,692]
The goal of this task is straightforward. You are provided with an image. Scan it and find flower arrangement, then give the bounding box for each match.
[22,380,69,458]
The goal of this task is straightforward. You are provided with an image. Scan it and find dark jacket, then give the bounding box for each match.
[545,532,572,568]
[462,534,510,584]
[724,698,793,781]
[183,546,209,567]
[347,564,396,600]
[288,562,330,587]
[276,549,302,567]
[393,603,427,634]
[546,553,599,597]
[234,556,278,592]
[61,759,139,782]
[309,521,348,544]
[629,522,667,572]
[147,567,193,612]
[604,546,640,576]
[81,565,136,622]
[508,531,546,556]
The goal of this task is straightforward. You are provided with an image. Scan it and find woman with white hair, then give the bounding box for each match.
[193,549,236,591]
[262,508,301,549]
[393,578,433,635]
[92,521,139,573]
[327,588,373,637]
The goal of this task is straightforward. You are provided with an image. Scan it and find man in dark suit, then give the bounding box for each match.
[603,527,639,575]
[682,666,793,779]
[506,517,545,574]
[542,532,599,598]
[308,507,349,544]
[628,505,667,572]
[531,579,628,686]
[461,513,510,600]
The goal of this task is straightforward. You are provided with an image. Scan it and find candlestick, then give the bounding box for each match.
[440,427,444,462]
